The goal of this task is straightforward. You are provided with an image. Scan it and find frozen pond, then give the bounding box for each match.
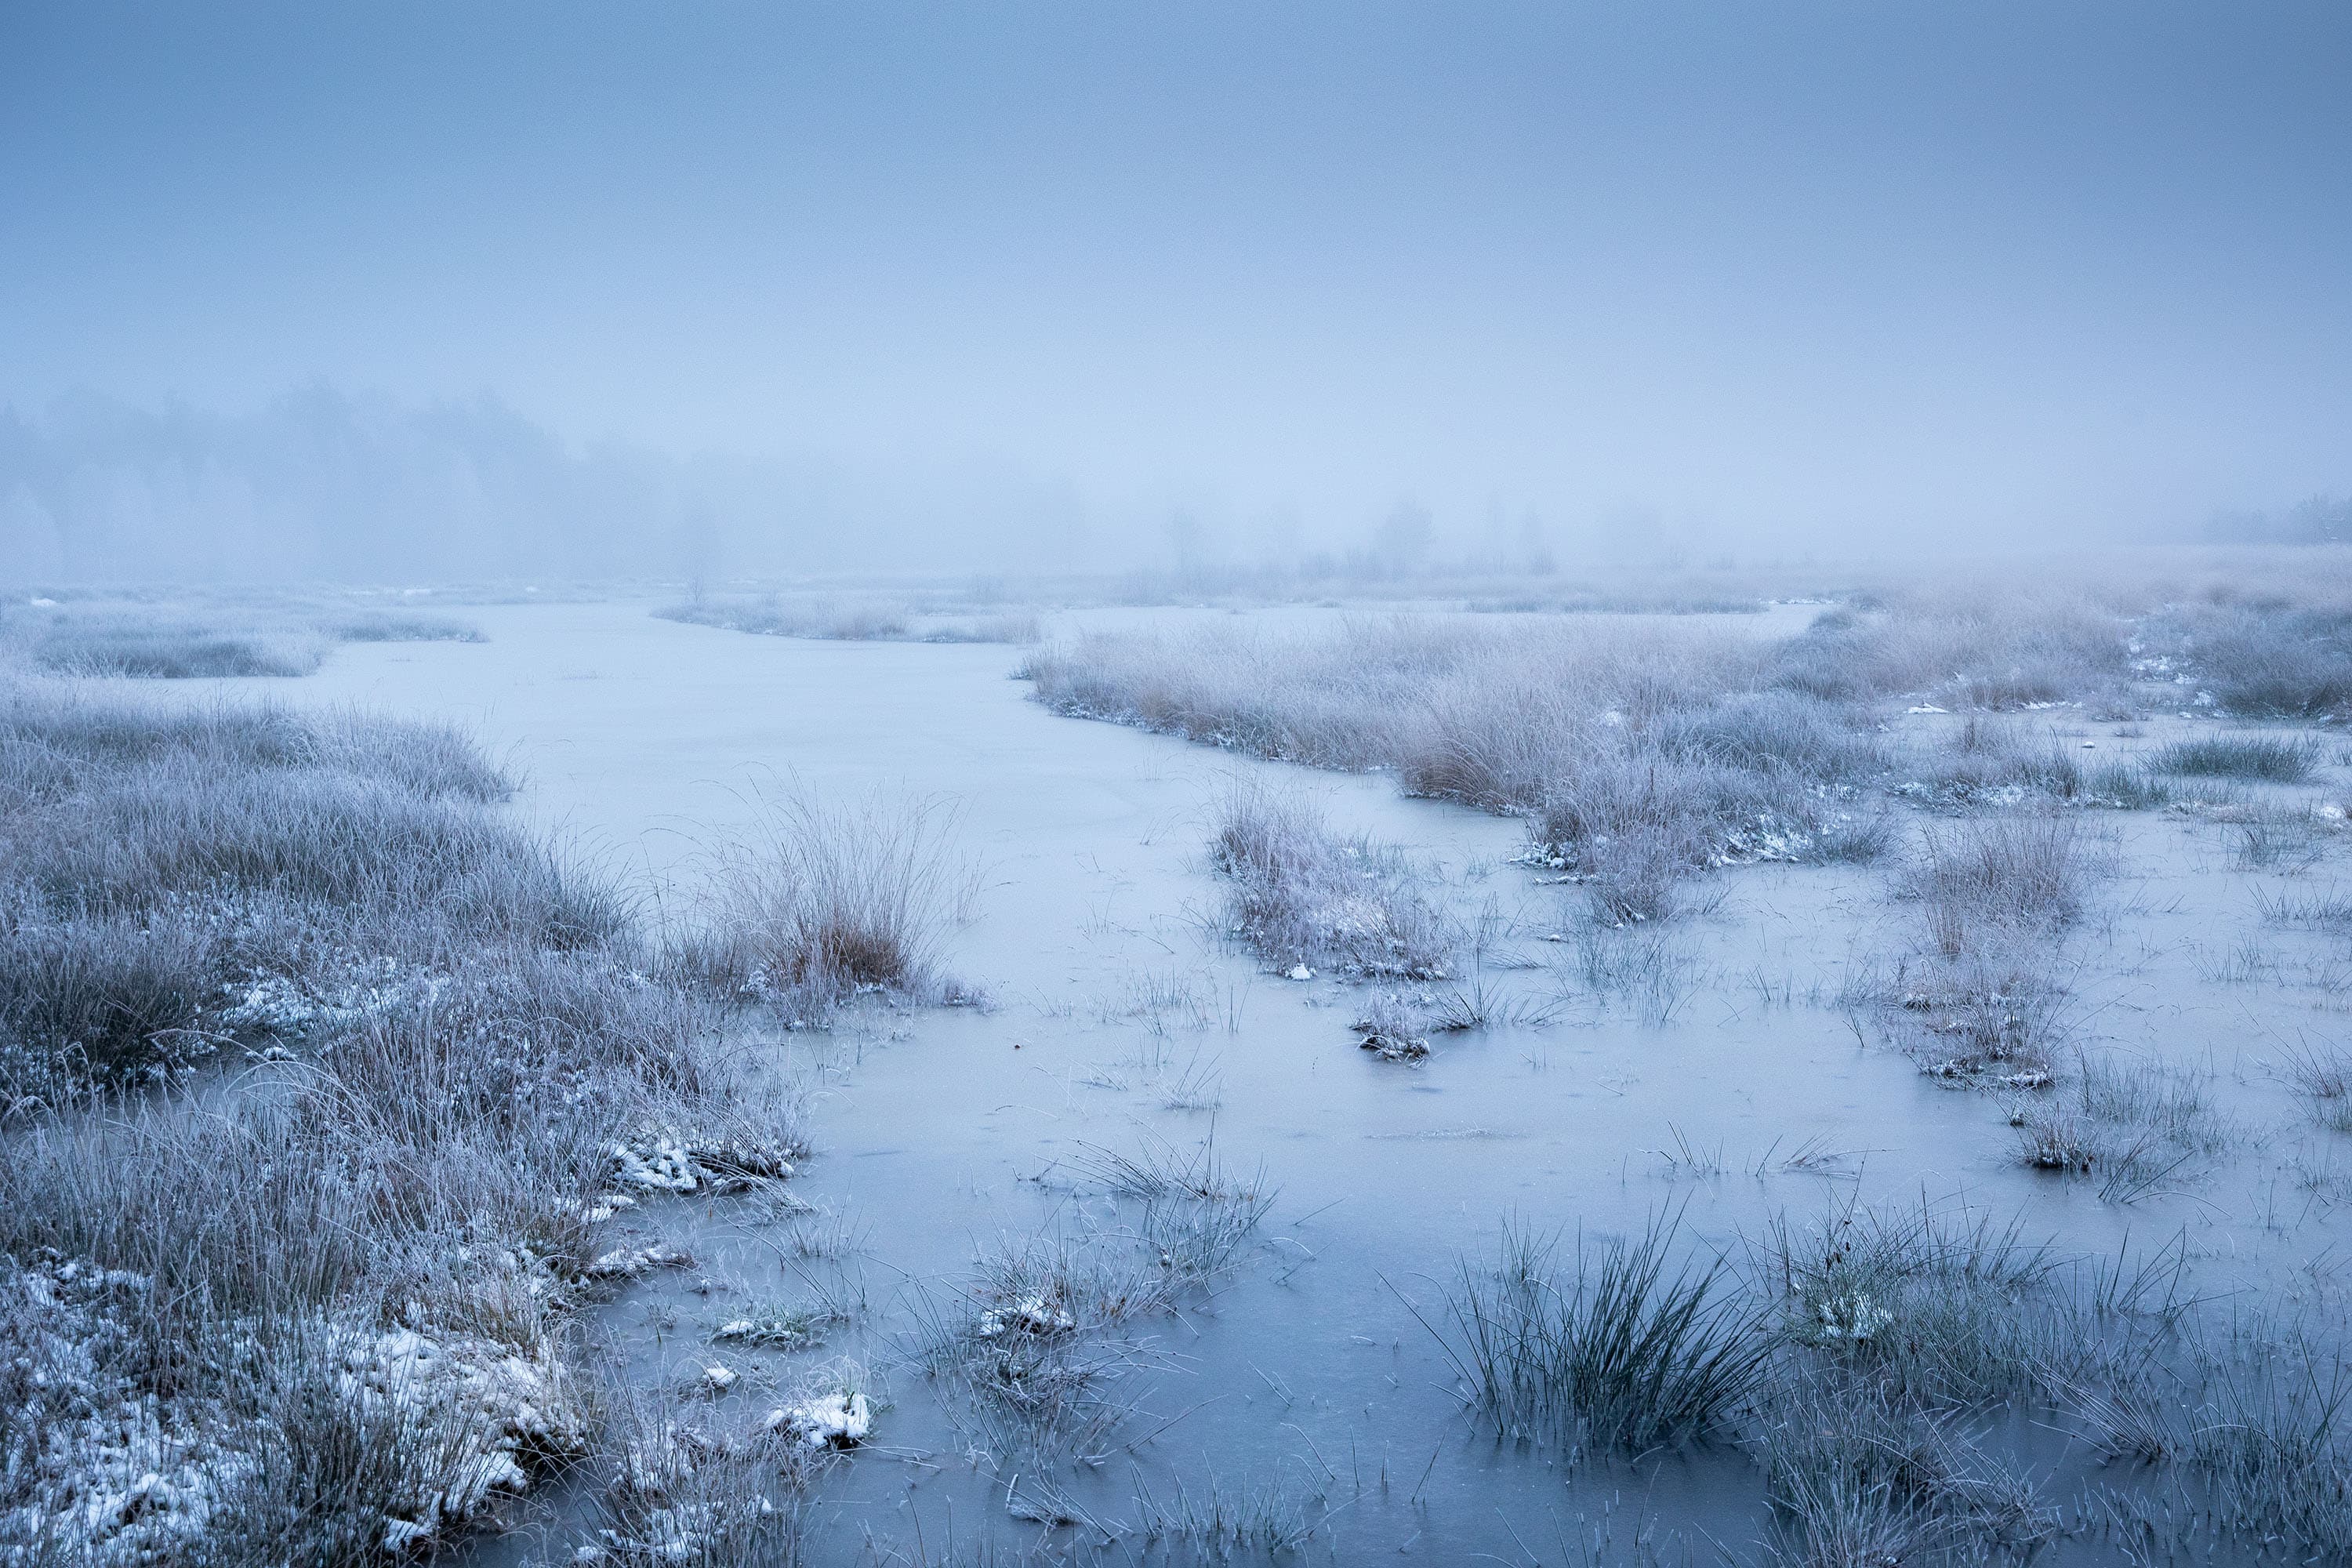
[198,601,2352,1563]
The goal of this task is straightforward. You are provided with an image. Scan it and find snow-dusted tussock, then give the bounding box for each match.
[583,1244,695,1283]
[214,958,426,1044]
[975,1294,1076,1339]
[583,1374,869,1566]
[607,1130,797,1197]
[1208,783,1451,979]
[768,1389,872,1449]
[339,1323,591,1552]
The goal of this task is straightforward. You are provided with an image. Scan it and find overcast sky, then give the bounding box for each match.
[4,1,2348,557]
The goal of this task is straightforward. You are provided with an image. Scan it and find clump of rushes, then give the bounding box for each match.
[1429,1213,1766,1453]
[2279,1037,2352,1132]
[2146,733,2324,782]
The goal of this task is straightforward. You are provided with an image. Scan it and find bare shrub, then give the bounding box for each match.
[701,781,976,997]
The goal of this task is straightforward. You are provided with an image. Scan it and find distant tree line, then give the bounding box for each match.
[0,387,1096,586]
[2205,493,2351,546]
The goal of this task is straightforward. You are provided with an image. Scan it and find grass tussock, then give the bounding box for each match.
[1428,1189,2352,1563]
[2278,1037,2352,1133]
[1896,814,2103,953]
[2147,731,2324,782]
[1877,815,2107,1087]
[1207,782,1450,978]
[1748,1196,2189,1565]
[2139,601,2352,718]
[2005,1052,2237,1200]
[1432,1214,1767,1453]
[588,1381,825,1566]
[696,780,978,1002]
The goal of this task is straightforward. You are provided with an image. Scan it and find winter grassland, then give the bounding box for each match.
[1017,553,2352,1563]
[0,671,971,1564]
[13,547,2352,1564]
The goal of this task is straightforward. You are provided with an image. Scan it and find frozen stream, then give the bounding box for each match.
[200,601,2352,1564]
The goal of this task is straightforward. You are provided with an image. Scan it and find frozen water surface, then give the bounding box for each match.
[188,600,2352,1563]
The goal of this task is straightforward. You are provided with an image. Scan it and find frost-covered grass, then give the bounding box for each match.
[1896,813,2104,956]
[1415,1191,2352,1563]
[1026,616,1900,920]
[695,780,978,1000]
[2278,1038,2352,1133]
[1872,815,2110,1089]
[0,599,485,679]
[655,593,1040,645]
[0,684,608,1096]
[1206,782,1450,978]
[587,1381,826,1566]
[0,679,831,1563]
[1020,575,2352,920]
[1432,1214,1767,1453]
[2007,1053,2238,1201]
[2138,601,2352,718]
[2147,731,2325,782]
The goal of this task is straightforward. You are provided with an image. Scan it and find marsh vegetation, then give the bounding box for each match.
[11,554,2352,1565]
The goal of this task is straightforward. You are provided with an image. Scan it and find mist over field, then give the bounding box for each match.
[15,8,2352,1568]
[5,2,2348,583]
